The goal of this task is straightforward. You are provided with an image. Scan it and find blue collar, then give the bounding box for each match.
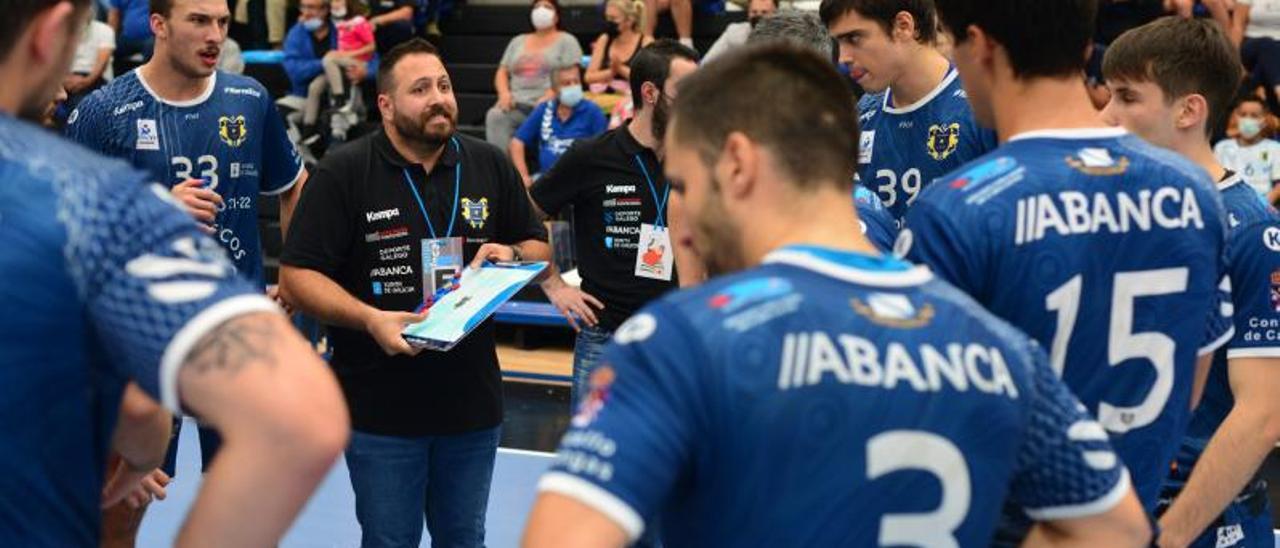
[777,245,911,272]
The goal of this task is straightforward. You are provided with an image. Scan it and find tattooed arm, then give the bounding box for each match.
[172,312,348,548]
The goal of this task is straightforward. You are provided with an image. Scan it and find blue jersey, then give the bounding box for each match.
[856,68,997,223]
[901,128,1232,509]
[513,98,608,175]
[540,245,1129,546]
[66,70,304,288]
[855,185,898,250]
[0,114,272,546]
[1172,174,1280,481]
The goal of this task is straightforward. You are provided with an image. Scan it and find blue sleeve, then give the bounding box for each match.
[538,306,702,542]
[282,28,324,93]
[258,91,304,195]
[1008,344,1132,520]
[365,53,379,83]
[589,105,608,135]
[854,187,898,251]
[899,196,984,296]
[70,173,277,412]
[513,103,543,146]
[1226,219,1280,358]
[63,90,112,155]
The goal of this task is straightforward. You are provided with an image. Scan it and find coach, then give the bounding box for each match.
[279,39,550,547]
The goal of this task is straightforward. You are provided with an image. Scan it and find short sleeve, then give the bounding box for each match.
[500,35,523,70]
[555,32,584,67]
[898,197,984,295]
[72,175,277,413]
[258,93,305,195]
[1226,219,1280,358]
[96,24,117,49]
[529,141,588,216]
[280,161,355,277]
[494,149,549,244]
[513,103,544,145]
[1213,141,1234,170]
[538,307,702,541]
[64,90,113,156]
[1007,346,1131,520]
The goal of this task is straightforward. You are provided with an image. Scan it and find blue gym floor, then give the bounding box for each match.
[138,418,555,547]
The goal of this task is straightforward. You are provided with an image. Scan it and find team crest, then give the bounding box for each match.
[851,293,935,328]
[218,115,248,147]
[462,197,489,229]
[926,123,961,161]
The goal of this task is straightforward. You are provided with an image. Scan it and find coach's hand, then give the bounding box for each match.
[544,283,604,332]
[469,243,517,270]
[171,179,223,232]
[364,308,428,356]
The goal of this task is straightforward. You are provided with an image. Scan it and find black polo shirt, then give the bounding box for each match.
[281,130,547,437]
[530,123,679,332]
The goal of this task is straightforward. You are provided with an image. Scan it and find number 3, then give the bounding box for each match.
[171,155,220,189]
[867,431,970,548]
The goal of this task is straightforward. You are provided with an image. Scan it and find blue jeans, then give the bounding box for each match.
[345,427,500,548]
[571,326,612,410]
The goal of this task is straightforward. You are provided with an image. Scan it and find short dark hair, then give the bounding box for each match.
[818,0,938,44]
[1234,92,1267,112]
[1103,17,1242,136]
[377,38,442,94]
[150,0,173,16]
[628,39,700,108]
[672,43,858,192]
[935,0,1096,79]
[1,0,91,59]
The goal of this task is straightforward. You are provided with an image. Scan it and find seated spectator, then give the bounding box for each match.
[367,0,415,56]
[642,0,725,49]
[66,6,115,107]
[1230,0,1280,112]
[485,0,583,150]
[703,0,776,62]
[1215,94,1280,203]
[510,65,608,186]
[586,0,653,114]
[107,0,151,75]
[219,36,245,74]
[282,0,379,143]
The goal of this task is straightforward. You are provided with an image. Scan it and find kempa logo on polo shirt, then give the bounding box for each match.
[366,208,400,223]
[606,184,636,194]
[370,265,414,278]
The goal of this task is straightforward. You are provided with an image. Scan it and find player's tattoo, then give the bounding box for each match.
[185,314,278,375]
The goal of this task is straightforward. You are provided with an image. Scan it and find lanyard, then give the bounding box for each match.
[401,138,461,239]
[633,154,670,229]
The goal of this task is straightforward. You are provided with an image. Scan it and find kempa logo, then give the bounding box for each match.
[370,265,414,277]
[606,184,636,194]
[366,208,400,223]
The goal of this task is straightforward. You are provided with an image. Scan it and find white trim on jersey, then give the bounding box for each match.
[537,472,645,542]
[763,250,934,287]
[136,69,219,108]
[260,163,307,196]
[1023,467,1132,521]
[1007,127,1128,143]
[1227,346,1280,359]
[159,294,281,413]
[1218,172,1248,191]
[1200,326,1236,357]
[882,67,959,115]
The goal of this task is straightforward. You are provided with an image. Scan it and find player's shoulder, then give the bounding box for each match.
[631,264,802,341]
[1222,176,1278,229]
[915,149,1024,213]
[917,276,1043,376]
[214,71,272,104]
[72,71,148,118]
[856,92,885,123]
[0,115,140,185]
[1115,134,1213,187]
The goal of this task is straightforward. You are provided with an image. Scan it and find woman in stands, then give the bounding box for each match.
[485,0,583,150]
[584,0,652,120]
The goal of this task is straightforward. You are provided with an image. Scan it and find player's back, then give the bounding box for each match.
[545,246,1127,546]
[902,128,1228,508]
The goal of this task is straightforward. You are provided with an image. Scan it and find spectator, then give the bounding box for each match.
[1215,94,1280,203]
[107,0,151,74]
[586,0,653,114]
[66,5,115,105]
[219,36,245,74]
[1229,0,1280,112]
[328,0,377,137]
[510,64,608,186]
[232,0,289,48]
[485,0,583,150]
[283,0,378,142]
[367,0,415,56]
[703,0,776,61]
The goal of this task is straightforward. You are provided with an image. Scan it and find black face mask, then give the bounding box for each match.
[605,21,621,37]
[748,15,762,28]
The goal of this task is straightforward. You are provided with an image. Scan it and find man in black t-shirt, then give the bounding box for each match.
[280,39,550,548]
[530,40,700,407]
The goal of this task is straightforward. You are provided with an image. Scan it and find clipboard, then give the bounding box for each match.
[401,261,548,351]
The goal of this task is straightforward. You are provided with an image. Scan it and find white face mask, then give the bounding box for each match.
[531,6,556,30]
[332,6,348,17]
[1239,116,1264,140]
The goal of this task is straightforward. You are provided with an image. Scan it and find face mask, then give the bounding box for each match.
[302,17,324,31]
[531,6,556,30]
[605,21,621,37]
[558,84,584,107]
[331,7,348,18]
[1239,117,1264,139]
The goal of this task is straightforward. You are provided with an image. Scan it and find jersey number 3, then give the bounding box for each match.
[868,431,969,548]
[1045,268,1188,434]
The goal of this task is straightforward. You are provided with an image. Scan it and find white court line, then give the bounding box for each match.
[499,447,556,458]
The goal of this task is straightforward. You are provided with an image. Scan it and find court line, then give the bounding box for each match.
[499,447,557,458]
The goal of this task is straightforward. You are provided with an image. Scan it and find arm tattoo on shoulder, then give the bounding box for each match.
[185,314,280,375]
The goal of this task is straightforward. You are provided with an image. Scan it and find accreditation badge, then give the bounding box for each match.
[634,223,674,281]
[421,237,464,296]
